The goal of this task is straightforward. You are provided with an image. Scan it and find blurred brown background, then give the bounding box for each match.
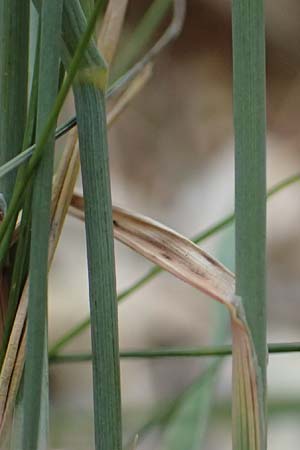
[49,1,300,449]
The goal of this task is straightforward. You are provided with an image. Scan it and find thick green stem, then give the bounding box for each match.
[62,2,121,449]
[232,0,267,447]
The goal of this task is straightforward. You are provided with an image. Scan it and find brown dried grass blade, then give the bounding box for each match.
[70,201,265,450]
[98,0,128,66]
[112,206,235,307]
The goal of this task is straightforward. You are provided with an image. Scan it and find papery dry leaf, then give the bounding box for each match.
[113,206,235,306]
[70,200,265,450]
[98,0,128,66]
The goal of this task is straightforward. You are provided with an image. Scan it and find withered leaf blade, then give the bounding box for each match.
[112,206,235,307]
[70,200,265,450]
[98,0,128,66]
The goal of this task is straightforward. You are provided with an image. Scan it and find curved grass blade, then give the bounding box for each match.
[113,206,235,305]
[98,0,128,65]
[72,204,265,450]
[123,363,219,450]
[111,0,186,96]
[161,363,219,450]
[112,0,172,78]
[50,172,300,356]
[113,207,264,450]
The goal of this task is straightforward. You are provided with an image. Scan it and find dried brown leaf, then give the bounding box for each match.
[98,0,128,66]
[70,201,265,450]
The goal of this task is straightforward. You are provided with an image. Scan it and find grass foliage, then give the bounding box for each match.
[0,1,298,450]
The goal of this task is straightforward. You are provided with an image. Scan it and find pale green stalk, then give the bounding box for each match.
[232,0,267,448]
[62,2,121,449]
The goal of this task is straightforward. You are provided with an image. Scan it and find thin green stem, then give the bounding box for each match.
[49,342,300,363]
[49,172,300,356]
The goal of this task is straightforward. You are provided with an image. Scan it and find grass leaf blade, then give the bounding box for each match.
[22,1,63,448]
[0,0,30,202]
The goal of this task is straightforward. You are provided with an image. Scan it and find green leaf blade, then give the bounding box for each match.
[22,1,63,448]
[0,0,30,203]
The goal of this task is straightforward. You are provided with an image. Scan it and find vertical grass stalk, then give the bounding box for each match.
[62,2,122,449]
[22,1,63,449]
[0,0,30,203]
[232,0,267,448]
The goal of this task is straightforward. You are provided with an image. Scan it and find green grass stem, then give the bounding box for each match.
[49,342,300,363]
[22,2,63,449]
[0,0,29,203]
[62,2,121,449]
[232,0,267,447]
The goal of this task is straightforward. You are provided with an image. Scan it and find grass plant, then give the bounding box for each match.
[0,1,298,450]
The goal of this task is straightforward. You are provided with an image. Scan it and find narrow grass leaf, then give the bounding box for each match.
[112,0,186,95]
[123,363,219,450]
[0,0,29,202]
[0,120,81,446]
[112,0,172,78]
[107,63,153,126]
[55,172,300,355]
[22,1,63,449]
[0,0,104,430]
[0,28,41,370]
[161,364,219,450]
[98,0,129,65]
[160,234,232,450]
[80,0,94,20]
